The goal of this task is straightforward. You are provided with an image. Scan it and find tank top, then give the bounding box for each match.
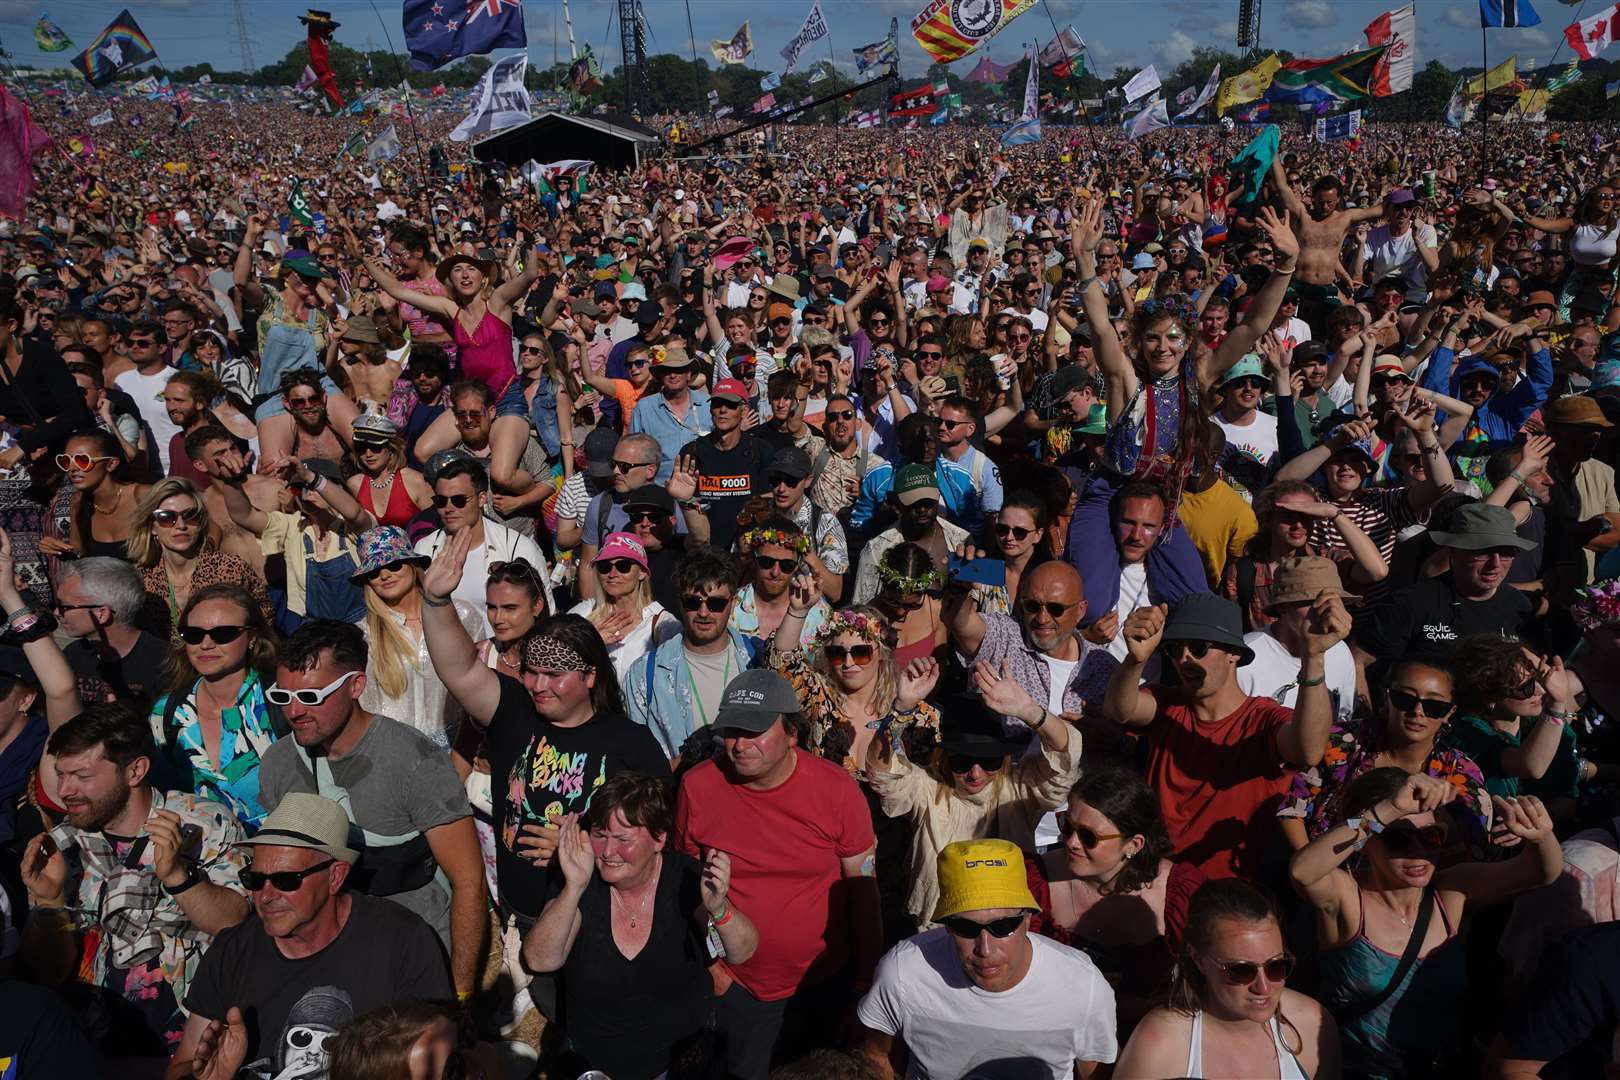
[74,491,130,560]
[452,308,517,398]
[1570,221,1620,267]
[1186,1011,1309,1080]
[1105,353,1200,511]
[357,473,418,529]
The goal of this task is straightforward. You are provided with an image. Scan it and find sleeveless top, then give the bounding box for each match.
[1186,1011,1309,1080]
[1570,221,1620,266]
[1318,884,1465,1076]
[1104,353,1201,513]
[357,473,418,529]
[452,308,517,398]
[74,492,129,560]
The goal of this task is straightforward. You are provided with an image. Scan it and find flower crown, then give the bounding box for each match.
[876,560,944,595]
[740,528,811,556]
[812,609,887,650]
[1572,578,1620,631]
[1137,296,1198,326]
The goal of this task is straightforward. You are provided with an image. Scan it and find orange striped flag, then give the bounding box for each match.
[911,0,1035,63]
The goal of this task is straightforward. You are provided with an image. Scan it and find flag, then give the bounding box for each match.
[1176,65,1221,119]
[1002,47,1041,146]
[404,0,526,71]
[1514,88,1551,117]
[912,0,1035,64]
[856,109,882,127]
[70,9,158,87]
[760,72,782,92]
[302,8,343,109]
[287,179,314,227]
[340,130,368,158]
[1266,47,1388,106]
[65,134,93,159]
[1445,78,1475,127]
[711,22,753,64]
[1233,101,1271,123]
[450,54,528,141]
[1464,56,1518,95]
[1566,3,1620,59]
[89,109,114,128]
[1038,26,1084,66]
[1176,86,1196,107]
[569,44,602,93]
[780,1,829,72]
[33,13,72,53]
[132,75,160,94]
[1609,77,1620,98]
[1126,96,1170,139]
[714,105,734,118]
[197,74,212,86]
[1547,59,1582,90]
[1315,109,1362,141]
[365,125,402,163]
[1217,53,1281,113]
[1123,64,1161,103]
[752,92,776,113]
[296,65,318,93]
[931,106,950,125]
[1364,5,1416,95]
[1481,0,1540,27]
[0,86,49,219]
[854,19,900,73]
[890,85,942,116]
[808,61,832,84]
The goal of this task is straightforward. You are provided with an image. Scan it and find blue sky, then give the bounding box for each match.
[0,1,1583,80]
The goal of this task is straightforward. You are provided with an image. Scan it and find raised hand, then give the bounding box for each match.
[700,848,732,917]
[422,523,474,603]
[667,455,699,503]
[1392,396,1437,434]
[1537,653,1581,712]
[896,656,940,712]
[788,569,820,614]
[554,814,595,889]
[1122,603,1168,664]
[973,658,1038,722]
[1517,434,1554,480]
[1492,794,1555,844]
[1070,198,1104,256]
[1257,206,1299,263]
[1389,772,1456,817]
[1303,592,1351,656]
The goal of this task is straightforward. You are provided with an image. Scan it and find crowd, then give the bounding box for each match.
[0,86,1615,1079]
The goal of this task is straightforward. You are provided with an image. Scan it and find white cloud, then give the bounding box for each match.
[1440,5,1478,29]
[1284,0,1336,30]
[1159,31,1198,68]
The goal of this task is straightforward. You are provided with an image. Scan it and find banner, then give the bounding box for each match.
[752,92,776,113]
[33,13,72,53]
[404,0,526,71]
[295,65,318,93]
[1444,78,1475,127]
[760,72,782,92]
[1315,109,1363,141]
[780,1,829,72]
[711,22,753,64]
[856,109,882,127]
[569,44,603,94]
[1002,47,1041,146]
[1364,4,1417,95]
[1039,26,1084,66]
[1176,65,1221,119]
[287,178,314,227]
[1123,64,1161,103]
[449,54,529,142]
[890,85,942,116]
[1176,86,1196,107]
[1126,96,1170,139]
[808,61,832,84]
[365,125,402,163]
[1464,56,1518,95]
[1513,88,1551,118]
[912,0,1034,64]
[854,19,900,73]
[1546,59,1581,90]
[1217,53,1281,113]
[89,109,115,128]
[714,105,734,118]
[70,9,158,87]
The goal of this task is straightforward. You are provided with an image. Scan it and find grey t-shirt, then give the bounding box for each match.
[456,435,550,538]
[258,714,471,947]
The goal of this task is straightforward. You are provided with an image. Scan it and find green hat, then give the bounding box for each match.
[1077,404,1107,436]
[1220,353,1266,386]
[893,463,941,506]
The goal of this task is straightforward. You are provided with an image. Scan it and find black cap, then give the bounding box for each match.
[584,427,619,478]
[768,447,813,481]
[623,485,675,514]
[634,302,662,328]
[939,695,1029,758]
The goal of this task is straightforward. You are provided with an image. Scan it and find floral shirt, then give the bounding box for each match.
[767,646,940,774]
[1280,718,1492,852]
[149,670,279,828]
[729,587,830,651]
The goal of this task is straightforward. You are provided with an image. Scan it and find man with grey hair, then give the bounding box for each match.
[579,432,693,597]
[54,557,170,711]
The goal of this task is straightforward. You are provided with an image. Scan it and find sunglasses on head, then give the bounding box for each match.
[1020,599,1072,619]
[239,860,336,893]
[1212,953,1295,985]
[825,643,875,666]
[941,913,1025,939]
[431,493,474,509]
[1388,688,1453,719]
[995,523,1032,541]
[754,555,799,574]
[597,558,641,575]
[681,594,731,614]
[56,452,118,472]
[153,507,202,527]
[1379,822,1449,856]
[178,624,246,646]
[265,669,362,707]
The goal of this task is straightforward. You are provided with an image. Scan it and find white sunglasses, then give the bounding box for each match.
[266,669,361,707]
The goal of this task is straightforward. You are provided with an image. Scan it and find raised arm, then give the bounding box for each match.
[1104,604,1167,729]
[1395,400,1456,514]
[208,447,271,536]
[1209,207,1300,379]
[0,529,79,729]
[1068,199,1135,407]
[943,543,991,658]
[347,224,457,319]
[1440,794,1562,908]
[1269,157,1308,221]
[1274,593,1349,767]
[421,527,503,724]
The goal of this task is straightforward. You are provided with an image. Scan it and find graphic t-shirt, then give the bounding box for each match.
[484,675,671,916]
[680,432,772,551]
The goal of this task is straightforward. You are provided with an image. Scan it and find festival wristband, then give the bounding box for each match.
[710,901,733,927]
[1298,674,1327,688]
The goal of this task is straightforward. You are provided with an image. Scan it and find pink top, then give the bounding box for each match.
[453,308,517,396]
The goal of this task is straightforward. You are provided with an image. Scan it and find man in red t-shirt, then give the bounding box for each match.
[674,669,879,1080]
[1103,592,1347,881]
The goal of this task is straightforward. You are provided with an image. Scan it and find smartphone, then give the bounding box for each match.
[947,555,1007,588]
[874,242,893,267]
[179,823,204,861]
[941,375,960,393]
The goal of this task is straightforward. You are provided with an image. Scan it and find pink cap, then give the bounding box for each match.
[711,378,750,403]
[594,532,649,570]
[926,274,952,292]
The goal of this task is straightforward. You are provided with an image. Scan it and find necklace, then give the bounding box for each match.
[91,485,125,516]
[369,470,395,490]
[613,858,660,928]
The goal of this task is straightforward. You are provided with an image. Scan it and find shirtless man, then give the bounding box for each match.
[278,369,348,471]
[1269,159,1387,330]
[332,315,401,411]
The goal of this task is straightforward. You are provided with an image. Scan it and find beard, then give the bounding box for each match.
[65,780,131,832]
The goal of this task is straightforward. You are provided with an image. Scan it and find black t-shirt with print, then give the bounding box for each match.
[1362,574,1533,664]
[680,431,771,551]
[484,675,671,918]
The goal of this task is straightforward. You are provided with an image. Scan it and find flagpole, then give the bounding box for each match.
[1036,0,1099,165]
[367,0,430,195]
[1479,19,1489,182]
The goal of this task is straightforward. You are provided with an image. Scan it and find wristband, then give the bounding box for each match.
[162,865,202,896]
[1076,275,1098,292]
[1298,673,1326,688]
[1508,470,1526,486]
[1421,442,1443,455]
[787,608,810,618]
[1345,815,1386,853]
[1542,709,1570,725]
[422,591,453,608]
[710,900,733,927]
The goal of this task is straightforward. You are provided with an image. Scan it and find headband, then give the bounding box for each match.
[524,635,591,674]
[876,560,944,595]
[811,609,887,651]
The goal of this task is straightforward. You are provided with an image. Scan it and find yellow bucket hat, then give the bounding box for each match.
[932,839,1038,922]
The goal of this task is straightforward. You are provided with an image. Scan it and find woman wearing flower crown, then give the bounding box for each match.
[873,542,947,668]
[1065,198,1301,622]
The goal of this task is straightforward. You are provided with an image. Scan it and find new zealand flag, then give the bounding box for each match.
[403,0,526,72]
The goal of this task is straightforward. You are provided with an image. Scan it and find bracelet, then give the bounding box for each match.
[1076,275,1098,292]
[1542,709,1570,725]
[710,900,733,927]
[1298,673,1327,688]
[786,607,810,618]
[422,591,453,608]
[1274,263,1298,274]
[1032,705,1049,729]
[1421,442,1443,455]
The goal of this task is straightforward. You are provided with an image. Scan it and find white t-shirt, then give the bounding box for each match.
[1214,410,1280,473]
[1237,630,1356,724]
[857,928,1118,1079]
[1270,318,1313,350]
[1106,561,1154,661]
[1361,223,1438,300]
[114,365,180,472]
[999,306,1050,334]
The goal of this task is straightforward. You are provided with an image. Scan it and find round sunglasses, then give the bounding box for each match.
[1057,817,1124,849]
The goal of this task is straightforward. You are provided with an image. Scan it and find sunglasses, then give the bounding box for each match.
[128,337,158,347]
[1058,818,1125,848]
[431,493,474,509]
[754,555,799,574]
[178,624,246,646]
[452,409,486,423]
[612,459,652,473]
[770,317,793,327]
[1166,639,1222,659]
[626,509,665,525]
[1379,822,1449,856]
[56,452,118,472]
[358,559,416,583]
[941,914,1025,939]
[597,557,641,575]
[1226,377,1268,392]
[520,346,545,354]
[768,473,802,489]
[354,439,392,453]
[681,595,732,614]
[947,752,1005,775]
[265,669,362,707]
[825,409,855,422]
[1388,688,1452,719]
[239,860,337,893]
[1020,599,1073,619]
[825,644,875,666]
[152,507,202,527]
[1509,675,1540,699]
[995,524,1032,541]
[868,317,890,326]
[627,359,650,370]
[288,395,322,408]
[1212,953,1296,985]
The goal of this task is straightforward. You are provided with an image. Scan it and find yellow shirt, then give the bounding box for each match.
[258,511,360,617]
[1178,479,1258,589]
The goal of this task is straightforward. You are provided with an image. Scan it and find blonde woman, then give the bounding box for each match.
[344,413,432,529]
[130,477,270,642]
[567,533,676,689]
[771,576,941,773]
[352,525,483,761]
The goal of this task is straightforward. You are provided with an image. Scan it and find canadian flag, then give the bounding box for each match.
[1567,2,1620,61]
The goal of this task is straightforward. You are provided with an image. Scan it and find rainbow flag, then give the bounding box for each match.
[70,9,157,87]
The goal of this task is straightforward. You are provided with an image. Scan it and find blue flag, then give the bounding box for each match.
[403,0,526,72]
[1479,0,1540,28]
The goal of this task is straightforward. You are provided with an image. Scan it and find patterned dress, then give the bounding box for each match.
[766,646,940,773]
[148,670,280,829]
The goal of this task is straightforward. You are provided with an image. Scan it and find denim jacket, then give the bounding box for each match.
[529,375,562,459]
[625,627,761,758]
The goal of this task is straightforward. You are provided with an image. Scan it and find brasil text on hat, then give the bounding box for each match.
[893,463,941,506]
[1427,502,1537,551]
[237,792,359,864]
[1162,593,1255,665]
[933,839,1039,922]
[712,669,801,734]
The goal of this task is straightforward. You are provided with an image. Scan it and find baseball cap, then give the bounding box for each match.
[712,669,801,734]
[623,486,676,515]
[893,463,941,506]
[237,792,359,864]
[1387,188,1416,206]
[583,427,619,478]
[594,532,649,570]
[769,446,813,481]
[709,376,748,403]
[932,839,1039,922]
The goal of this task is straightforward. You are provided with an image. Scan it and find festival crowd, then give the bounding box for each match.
[0,91,1614,1080]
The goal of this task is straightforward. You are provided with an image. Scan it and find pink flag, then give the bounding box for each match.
[0,86,50,219]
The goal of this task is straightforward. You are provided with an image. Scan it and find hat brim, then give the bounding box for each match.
[1163,630,1255,666]
[237,829,359,865]
[435,256,493,287]
[712,705,790,733]
[896,487,942,506]
[1428,531,1538,552]
[349,552,431,582]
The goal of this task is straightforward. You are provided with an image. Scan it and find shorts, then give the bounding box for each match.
[494,377,529,420]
